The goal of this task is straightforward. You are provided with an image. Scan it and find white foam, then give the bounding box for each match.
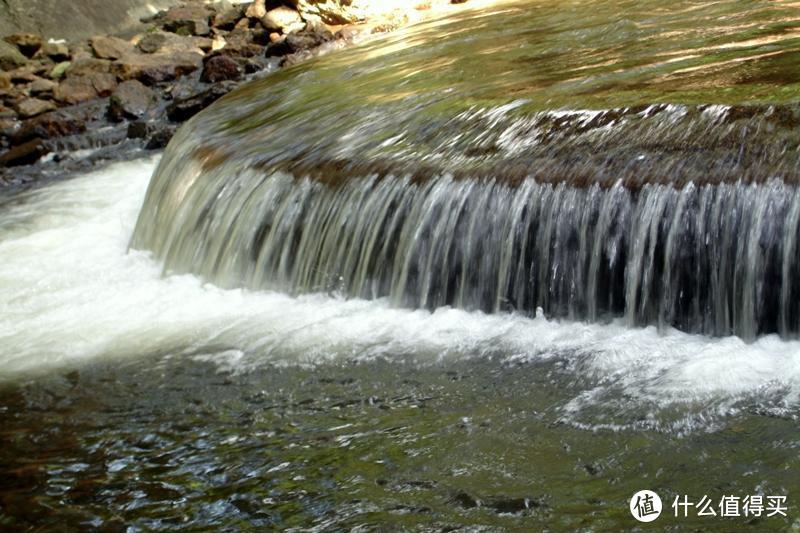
[1,157,799,429]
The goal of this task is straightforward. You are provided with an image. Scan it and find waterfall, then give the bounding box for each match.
[128,0,800,341]
[130,102,800,339]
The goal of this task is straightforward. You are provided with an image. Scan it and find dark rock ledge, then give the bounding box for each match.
[0,0,469,186]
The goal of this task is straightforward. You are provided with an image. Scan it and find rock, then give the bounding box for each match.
[66,57,112,77]
[162,5,214,36]
[201,54,241,82]
[136,32,168,54]
[4,33,43,58]
[112,51,203,84]
[216,42,264,59]
[261,6,304,33]
[126,120,149,139]
[15,98,56,119]
[108,80,155,121]
[6,67,38,84]
[296,0,362,25]
[90,36,134,60]
[39,42,71,62]
[166,82,235,122]
[92,73,118,96]
[12,110,85,144]
[29,77,57,96]
[246,0,267,19]
[191,37,215,53]
[0,41,28,70]
[213,6,246,30]
[0,104,15,119]
[265,26,334,57]
[0,138,48,167]
[145,124,176,149]
[54,72,116,104]
[49,61,71,80]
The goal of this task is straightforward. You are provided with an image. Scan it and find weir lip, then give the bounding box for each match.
[184,102,800,191]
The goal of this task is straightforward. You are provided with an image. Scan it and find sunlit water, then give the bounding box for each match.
[1,159,799,529]
[3,0,800,528]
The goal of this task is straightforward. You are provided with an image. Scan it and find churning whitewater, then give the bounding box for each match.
[1,158,799,432]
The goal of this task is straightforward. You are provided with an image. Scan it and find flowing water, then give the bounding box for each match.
[3,0,800,529]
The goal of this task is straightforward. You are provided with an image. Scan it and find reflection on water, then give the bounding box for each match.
[1,355,798,530]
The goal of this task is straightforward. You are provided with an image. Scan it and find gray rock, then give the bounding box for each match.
[136,32,168,54]
[108,80,155,121]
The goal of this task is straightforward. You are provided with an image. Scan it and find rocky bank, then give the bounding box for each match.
[0,0,470,186]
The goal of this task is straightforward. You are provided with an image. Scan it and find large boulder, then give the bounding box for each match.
[108,79,156,121]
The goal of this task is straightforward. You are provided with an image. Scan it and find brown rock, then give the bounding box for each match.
[91,72,118,96]
[213,6,246,30]
[11,110,85,144]
[0,138,48,167]
[39,42,71,62]
[29,78,57,96]
[6,67,38,84]
[0,104,15,119]
[162,5,214,36]
[261,6,304,33]
[108,80,156,121]
[4,33,43,58]
[201,55,241,83]
[66,57,112,77]
[53,72,116,104]
[112,52,203,84]
[265,26,334,57]
[90,36,134,60]
[15,97,56,119]
[0,41,28,70]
